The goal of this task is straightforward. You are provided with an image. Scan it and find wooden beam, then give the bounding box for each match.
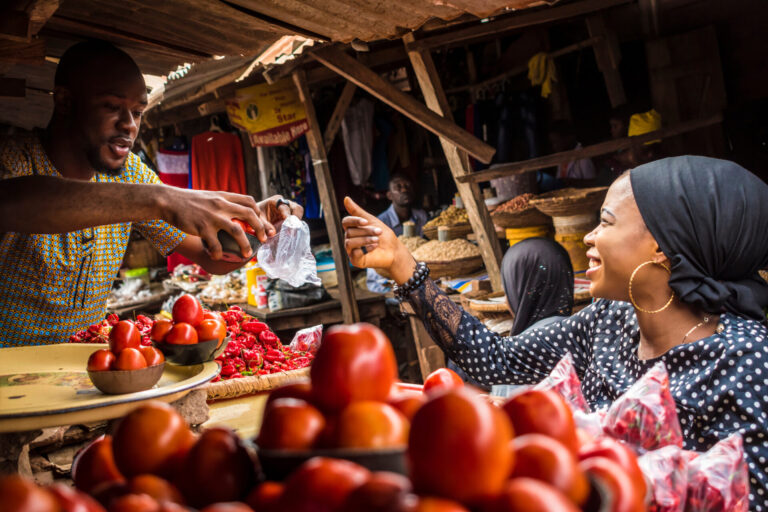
[0,38,45,65]
[27,0,59,35]
[292,68,360,324]
[155,98,228,127]
[0,10,30,42]
[323,81,356,149]
[0,77,26,97]
[585,14,626,108]
[312,45,496,164]
[410,0,632,50]
[456,113,724,184]
[403,33,504,292]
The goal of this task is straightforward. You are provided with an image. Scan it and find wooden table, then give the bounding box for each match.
[243,288,387,332]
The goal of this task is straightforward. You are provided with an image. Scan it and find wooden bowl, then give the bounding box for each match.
[256,445,407,481]
[529,187,608,217]
[153,337,229,366]
[88,363,165,395]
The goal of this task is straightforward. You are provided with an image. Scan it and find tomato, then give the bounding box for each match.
[265,381,314,407]
[199,503,253,512]
[502,389,578,453]
[579,457,645,512]
[578,438,646,501]
[278,457,370,512]
[177,427,256,508]
[140,346,165,367]
[109,320,141,354]
[408,389,513,505]
[481,478,580,512]
[423,368,464,396]
[257,398,325,450]
[48,483,106,512]
[335,401,409,449]
[88,481,129,509]
[406,496,471,512]
[87,349,116,372]
[72,435,125,494]
[310,323,398,411]
[151,320,173,342]
[164,323,198,345]
[196,319,227,345]
[339,471,411,512]
[232,218,256,236]
[510,434,588,505]
[0,475,59,512]
[172,294,203,327]
[245,482,283,512]
[203,311,223,321]
[387,392,427,422]
[128,475,184,505]
[109,494,160,512]
[158,503,187,512]
[112,347,148,371]
[112,401,194,478]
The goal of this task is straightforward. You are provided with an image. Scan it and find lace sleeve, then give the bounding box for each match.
[406,279,597,386]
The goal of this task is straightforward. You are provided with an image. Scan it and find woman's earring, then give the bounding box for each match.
[628,261,674,314]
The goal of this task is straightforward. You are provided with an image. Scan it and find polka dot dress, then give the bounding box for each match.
[417,293,768,510]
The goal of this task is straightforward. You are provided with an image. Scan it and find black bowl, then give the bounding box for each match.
[88,363,165,394]
[256,445,407,481]
[152,337,229,365]
[203,230,261,263]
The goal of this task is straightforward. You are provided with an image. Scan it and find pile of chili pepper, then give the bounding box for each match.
[212,306,313,382]
[68,313,154,346]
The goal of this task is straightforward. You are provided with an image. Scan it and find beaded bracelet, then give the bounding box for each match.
[394,261,430,302]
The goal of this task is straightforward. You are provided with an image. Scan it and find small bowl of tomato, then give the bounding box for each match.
[86,345,166,395]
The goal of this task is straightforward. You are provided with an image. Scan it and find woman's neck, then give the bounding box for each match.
[635,301,718,360]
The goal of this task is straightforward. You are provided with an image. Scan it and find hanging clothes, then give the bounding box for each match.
[371,114,393,191]
[190,131,246,194]
[156,149,190,188]
[341,98,374,186]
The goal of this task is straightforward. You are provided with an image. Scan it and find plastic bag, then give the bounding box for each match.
[534,353,589,413]
[685,434,750,512]
[289,325,323,355]
[638,445,689,512]
[574,409,607,440]
[257,215,321,288]
[601,362,683,453]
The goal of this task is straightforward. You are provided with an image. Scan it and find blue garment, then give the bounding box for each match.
[366,204,428,293]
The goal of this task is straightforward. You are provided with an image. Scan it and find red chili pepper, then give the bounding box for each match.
[242,321,268,334]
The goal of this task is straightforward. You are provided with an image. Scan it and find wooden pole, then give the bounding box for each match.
[292,69,360,324]
[311,46,496,164]
[323,81,356,149]
[586,14,626,108]
[403,32,504,292]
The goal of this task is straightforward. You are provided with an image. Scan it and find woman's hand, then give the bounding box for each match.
[342,197,417,285]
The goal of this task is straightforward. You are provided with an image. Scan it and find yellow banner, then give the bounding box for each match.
[226,78,309,147]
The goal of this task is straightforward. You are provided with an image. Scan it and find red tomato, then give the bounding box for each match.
[128,475,184,505]
[423,368,464,396]
[140,346,165,367]
[257,398,325,450]
[0,475,60,512]
[112,347,148,371]
[339,471,412,512]
[88,481,129,509]
[335,401,409,449]
[165,323,198,345]
[232,218,256,236]
[310,323,398,411]
[407,496,471,512]
[481,478,580,512]
[109,494,160,512]
[72,435,125,494]
[172,294,203,326]
[48,483,106,512]
[510,434,589,505]
[196,319,227,345]
[199,503,253,512]
[278,457,370,512]
[579,457,645,512]
[87,349,116,372]
[151,320,173,342]
[578,438,646,501]
[112,402,195,478]
[387,392,427,422]
[264,381,314,407]
[202,311,223,321]
[409,389,514,505]
[502,389,578,453]
[177,427,256,508]
[245,482,283,512]
[109,320,141,354]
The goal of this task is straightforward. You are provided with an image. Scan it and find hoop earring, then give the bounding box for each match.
[628,261,674,314]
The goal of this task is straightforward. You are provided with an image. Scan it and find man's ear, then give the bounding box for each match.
[53,86,73,116]
[386,190,393,202]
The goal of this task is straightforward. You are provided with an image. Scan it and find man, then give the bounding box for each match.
[366,174,427,293]
[0,41,301,346]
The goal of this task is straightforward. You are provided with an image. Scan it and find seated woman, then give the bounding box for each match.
[341,156,768,509]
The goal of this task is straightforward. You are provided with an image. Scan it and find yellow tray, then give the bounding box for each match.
[0,343,219,433]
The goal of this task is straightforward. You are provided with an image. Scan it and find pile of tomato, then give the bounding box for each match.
[211,305,312,381]
[69,314,154,346]
[150,295,227,346]
[87,320,164,372]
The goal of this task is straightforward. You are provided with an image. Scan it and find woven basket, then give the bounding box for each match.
[530,187,608,217]
[423,223,472,240]
[469,291,509,313]
[421,255,484,279]
[204,367,310,401]
[491,207,551,229]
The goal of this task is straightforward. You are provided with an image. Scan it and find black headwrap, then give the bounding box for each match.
[630,156,768,320]
[502,237,574,335]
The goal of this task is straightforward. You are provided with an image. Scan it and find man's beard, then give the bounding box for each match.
[85,143,125,176]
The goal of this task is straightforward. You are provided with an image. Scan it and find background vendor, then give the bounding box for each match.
[0,40,301,346]
[366,173,427,293]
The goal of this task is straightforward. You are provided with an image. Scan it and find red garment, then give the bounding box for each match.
[190,131,246,194]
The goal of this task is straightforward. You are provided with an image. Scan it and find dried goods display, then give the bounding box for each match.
[398,234,428,252]
[411,239,480,261]
[494,193,536,213]
[423,205,469,229]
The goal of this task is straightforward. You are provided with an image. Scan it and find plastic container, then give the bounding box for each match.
[552,213,598,235]
[555,232,590,272]
[246,261,268,308]
[505,225,550,246]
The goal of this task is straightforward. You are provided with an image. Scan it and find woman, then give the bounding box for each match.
[342,156,768,509]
